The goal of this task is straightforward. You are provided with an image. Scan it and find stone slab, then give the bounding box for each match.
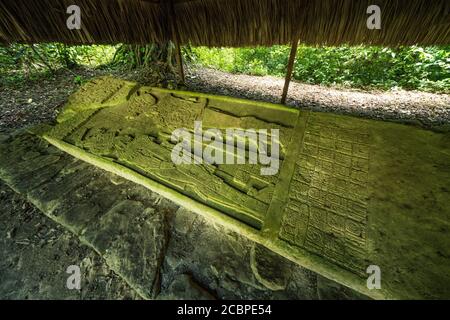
[0,132,177,299]
[0,181,139,300]
[0,131,365,300]
[40,77,450,299]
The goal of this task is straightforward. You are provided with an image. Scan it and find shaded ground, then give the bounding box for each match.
[0,181,139,299]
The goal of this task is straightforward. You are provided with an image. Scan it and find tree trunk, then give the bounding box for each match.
[114,42,182,87]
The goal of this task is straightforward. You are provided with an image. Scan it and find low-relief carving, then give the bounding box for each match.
[48,84,371,275]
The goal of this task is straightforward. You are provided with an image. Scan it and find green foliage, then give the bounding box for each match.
[1,42,448,93]
[0,43,116,85]
[188,47,236,73]
[293,46,449,92]
[73,75,84,85]
[188,46,290,76]
[112,43,178,70]
[188,45,450,93]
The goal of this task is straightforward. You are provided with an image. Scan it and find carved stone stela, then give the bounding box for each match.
[45,77,371,275]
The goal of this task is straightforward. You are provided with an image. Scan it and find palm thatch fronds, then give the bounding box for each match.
[0,0,449,46]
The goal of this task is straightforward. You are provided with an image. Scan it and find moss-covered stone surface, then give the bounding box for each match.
[2,76,449,299]
[39,76,450,299]
[0,131,365,300]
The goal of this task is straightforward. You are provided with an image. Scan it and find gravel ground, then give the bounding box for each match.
[1,65,449,133]
[186,66,450,130]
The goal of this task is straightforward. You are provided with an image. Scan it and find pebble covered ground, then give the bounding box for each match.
[186,66,450,130]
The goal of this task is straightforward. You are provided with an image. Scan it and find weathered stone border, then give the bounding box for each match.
[42,87,386,299]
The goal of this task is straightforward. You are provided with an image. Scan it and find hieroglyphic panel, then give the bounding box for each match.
[279,113,370,273]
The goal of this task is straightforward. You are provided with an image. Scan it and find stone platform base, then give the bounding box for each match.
[1,76,449,299]
[0,131,367,300]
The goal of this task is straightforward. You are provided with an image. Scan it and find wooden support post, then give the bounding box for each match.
[174,41,185,83]
[281,38,299,104]
[169,0,185,83]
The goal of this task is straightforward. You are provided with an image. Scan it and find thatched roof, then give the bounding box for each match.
[1,0,449,46]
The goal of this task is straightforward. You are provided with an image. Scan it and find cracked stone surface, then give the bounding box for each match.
[37,77,450,299]
[0,131,366,300]
[0,181,139,300]
[162,207,367,299]
[0,131,178,299]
